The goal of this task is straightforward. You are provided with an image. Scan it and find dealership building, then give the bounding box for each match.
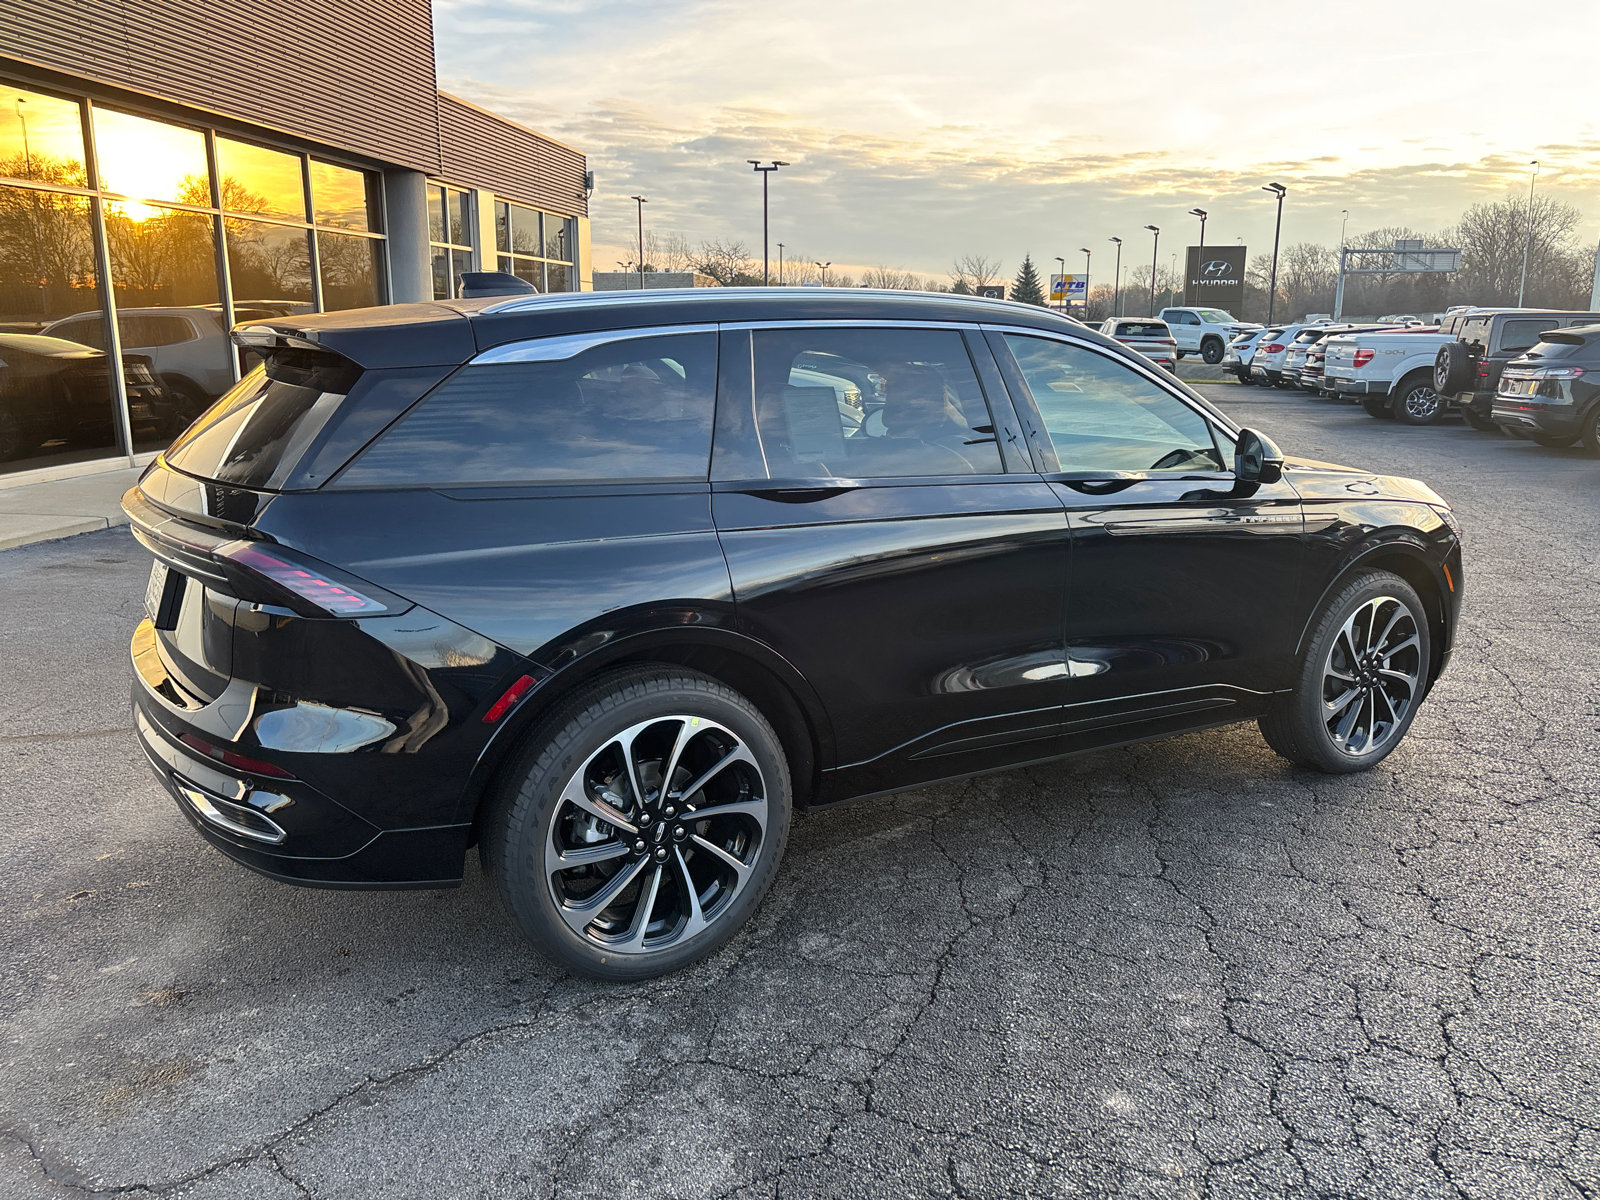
[0,0,591,482]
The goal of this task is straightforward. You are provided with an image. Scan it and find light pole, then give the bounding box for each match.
[1339,208,1349,249]
[629,195,647,291]
[1054,256,1066,311]
[1189,208,1208,252]
[747,160,788,285]
[1143,225,1160,316]
[777,242,785,285]
[1261,182,1287,325]
[1518,160,1540,306]
[1079,248,1091,317]
[815,261,831,286]
[1109,237,1123,317]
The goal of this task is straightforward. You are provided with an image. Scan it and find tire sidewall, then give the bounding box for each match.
[1394,375,1443,425]
[1289,572,1431,772]
[494,672,792,980]
[1202,338,1224,365]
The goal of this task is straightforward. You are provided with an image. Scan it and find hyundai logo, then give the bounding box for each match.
[1201,260,1235,278]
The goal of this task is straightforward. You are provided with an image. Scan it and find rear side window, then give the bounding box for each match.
[1461,317,1490,348]
[163,349,362,489]
[340,331,717,486]
[1115,321,1168,338]
[122,314,197,348]
[749,327,1001,478]
[1497,319,1554,355]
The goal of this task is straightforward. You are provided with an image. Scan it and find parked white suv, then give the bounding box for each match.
[1157,307,1262,364]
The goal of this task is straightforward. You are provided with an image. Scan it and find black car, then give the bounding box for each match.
[1434,308,1600,429]
[1491,323,1600,452]
[0,333,176,461]
[123,288,1464,980]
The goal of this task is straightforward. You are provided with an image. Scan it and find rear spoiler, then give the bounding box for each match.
[226,303,475,369]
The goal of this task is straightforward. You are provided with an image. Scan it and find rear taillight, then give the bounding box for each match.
[215,540,410,619]
[178,731,295,779]
[1541,367,1584,379]
[1353,349,1375,368]
[1265,343,1285,354]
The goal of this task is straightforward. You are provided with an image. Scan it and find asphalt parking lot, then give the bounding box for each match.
[3,382,1598,1200]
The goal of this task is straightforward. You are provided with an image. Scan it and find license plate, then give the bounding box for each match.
[144,561,167,617]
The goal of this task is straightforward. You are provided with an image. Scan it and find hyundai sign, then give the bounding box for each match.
[1184,246,1246,311]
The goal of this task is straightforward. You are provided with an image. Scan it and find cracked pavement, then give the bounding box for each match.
[2,383,1598,1199]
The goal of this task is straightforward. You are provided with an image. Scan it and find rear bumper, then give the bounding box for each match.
[1328,377,1387,396]
[130,618,474,888]
[1490,401,1584,438]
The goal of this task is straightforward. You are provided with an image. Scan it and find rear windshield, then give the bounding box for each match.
[1115,321,1169,337]
[1293,329,1324,343]
[162,350,362,490]
[1520,340,1581,360]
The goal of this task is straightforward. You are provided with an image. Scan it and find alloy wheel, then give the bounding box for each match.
[1403,384,1440,420]
[1321,597,1422,756]
[544,715,768,955]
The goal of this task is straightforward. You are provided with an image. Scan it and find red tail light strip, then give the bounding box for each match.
[178,732,295,779]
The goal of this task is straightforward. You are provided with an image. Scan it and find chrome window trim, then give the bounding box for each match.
[720,318,979,332]
[478,287,1086,324]
[468,323,719,365]
[979,322,1243,440]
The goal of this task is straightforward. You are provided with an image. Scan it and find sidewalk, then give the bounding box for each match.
[0,466,143,551]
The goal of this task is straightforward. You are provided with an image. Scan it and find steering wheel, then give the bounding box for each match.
[1148,448,1197,470]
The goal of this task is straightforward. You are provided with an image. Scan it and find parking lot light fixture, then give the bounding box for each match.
[1079,248,1091,316]
[1262,183,1287,325]
[1143,226,1160,317]
[1519,160,1540,306]
[1109,237,1123,316]
[814,260,830,286]
[1054,256,1066,310]
[1189,208,1207,252]
[748,161,788,285]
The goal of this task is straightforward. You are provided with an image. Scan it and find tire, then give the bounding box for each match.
[1530,433,1577,449]
[1361,396,1394,419]
[482,666,792,981]
[0,408,31,460]
[1581,403,1600,459]
[1259,571,1431,773]
[1434,342,1473,394]
[1393,374,1444,425]
[1201,337,1225,365]
[1461,407,1498,432]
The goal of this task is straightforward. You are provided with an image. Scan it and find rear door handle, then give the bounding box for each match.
[739,486,858,503]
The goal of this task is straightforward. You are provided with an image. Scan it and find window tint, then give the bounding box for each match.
[1002,335,1225,475]
[1498,319,1554,355]
[1115,321,1169,338]
[341,332,717,486]
[163,350,362,489]
[122,314,197,348]
[749,328,1001,478]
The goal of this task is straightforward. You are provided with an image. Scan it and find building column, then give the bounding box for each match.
[576,217,593,291]
[384,168,433,303]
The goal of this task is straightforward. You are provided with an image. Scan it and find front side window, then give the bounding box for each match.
[1002,335,1225,475]
[340,332,717,486]
[749,328,1002,478]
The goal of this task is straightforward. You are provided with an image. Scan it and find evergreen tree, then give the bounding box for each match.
[1011,254,1046,306]
[951,277,972,295]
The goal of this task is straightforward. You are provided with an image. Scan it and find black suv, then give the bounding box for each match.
[1492,323,1600,452]
[124,289,1463,979]
[1434,308,1600,429]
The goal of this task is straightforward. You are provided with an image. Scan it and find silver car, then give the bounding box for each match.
[1098,317,1177,372]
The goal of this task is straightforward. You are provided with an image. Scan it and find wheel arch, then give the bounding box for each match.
[1296,538,1453,694]
[461,627,833,838]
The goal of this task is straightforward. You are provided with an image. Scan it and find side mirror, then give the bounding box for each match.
[1234,427,1285,485]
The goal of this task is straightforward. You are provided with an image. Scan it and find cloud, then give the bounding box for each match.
[434,0,1600,274]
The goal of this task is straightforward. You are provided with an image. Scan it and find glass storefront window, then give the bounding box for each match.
[545,216,571,262]
[310,160,375,232]
[499,255,542,292]
[494,201,509,253]
[217,137,305,221]
[428,184,474,300]
[319,231,382,310]
[511,204,540,255]
[225,219,313,303]
[93,108,208,206]
[0,185,121,471]
[495,200,574,292]
[0,88,88,188]
[545,262,568,293]
[105,204,221,307]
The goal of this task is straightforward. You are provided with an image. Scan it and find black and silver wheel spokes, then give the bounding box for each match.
[544,715,767,955]
[1322,596,1421,756]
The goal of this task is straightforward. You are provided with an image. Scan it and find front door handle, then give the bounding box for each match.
[740,486,858,503]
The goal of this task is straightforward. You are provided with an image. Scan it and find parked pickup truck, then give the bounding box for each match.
[1157,307,1262,364]
[1324,318,1474,424]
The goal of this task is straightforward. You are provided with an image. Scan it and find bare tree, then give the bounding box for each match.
[1446,194,1585,307]
[950,254,1002,293]
[643,230,694,274]
[861,265,920,290]
[691,238,760,287]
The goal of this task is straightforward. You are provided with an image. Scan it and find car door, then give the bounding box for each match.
[710,322,1072,801]
[988,329,1305,746]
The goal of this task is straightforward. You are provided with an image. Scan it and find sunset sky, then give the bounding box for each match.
[434,0,1600,283]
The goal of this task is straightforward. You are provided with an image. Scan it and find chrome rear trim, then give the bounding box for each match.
[175,780,287,845]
